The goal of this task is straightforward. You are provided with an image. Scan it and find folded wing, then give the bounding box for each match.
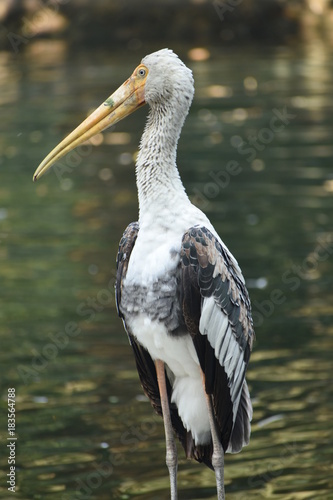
[180,226,254,452]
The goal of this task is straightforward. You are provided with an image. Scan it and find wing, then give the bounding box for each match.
[180,226,254,453]
[116,221,140,319]
[116,223,161,406]
[115,223,213,466]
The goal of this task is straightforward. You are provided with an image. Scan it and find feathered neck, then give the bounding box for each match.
[135,98,191,224]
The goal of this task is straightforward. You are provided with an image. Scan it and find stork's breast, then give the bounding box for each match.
[120,271,183,334]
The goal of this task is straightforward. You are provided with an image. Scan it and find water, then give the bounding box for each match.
[0,39,332,499]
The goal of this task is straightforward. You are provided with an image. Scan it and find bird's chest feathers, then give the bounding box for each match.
[120,231,182,332]
[126,230,181,284]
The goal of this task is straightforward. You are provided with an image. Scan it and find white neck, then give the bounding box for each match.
[135,100,191,224]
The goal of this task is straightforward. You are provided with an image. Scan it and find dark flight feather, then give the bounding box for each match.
[180,226,254,453]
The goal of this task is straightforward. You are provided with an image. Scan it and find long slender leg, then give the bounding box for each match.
[201,370,225,500]
[155,359,178,500]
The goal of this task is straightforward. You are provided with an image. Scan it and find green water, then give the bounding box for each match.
[0,40,333,499]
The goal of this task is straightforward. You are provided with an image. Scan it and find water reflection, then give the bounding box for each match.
[0,38,332,499]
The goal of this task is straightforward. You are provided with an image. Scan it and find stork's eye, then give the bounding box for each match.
[138,67,146,77]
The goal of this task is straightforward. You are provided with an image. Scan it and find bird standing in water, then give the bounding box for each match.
[34,49,254,500]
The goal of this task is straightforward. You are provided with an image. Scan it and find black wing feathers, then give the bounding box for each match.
[180,226,254,452]
[181,225,254,352]
[116,222,139,319]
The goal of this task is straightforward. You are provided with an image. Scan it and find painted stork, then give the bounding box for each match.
[33,48,254,500]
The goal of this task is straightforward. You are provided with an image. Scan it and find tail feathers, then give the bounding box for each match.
[227,380,253,453]
[185,432,214,470]
[178,380,252,467]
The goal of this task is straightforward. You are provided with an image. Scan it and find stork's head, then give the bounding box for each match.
[142,49,194,106]
[33,49,194,181]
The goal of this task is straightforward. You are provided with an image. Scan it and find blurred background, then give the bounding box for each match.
[0,0,333,498]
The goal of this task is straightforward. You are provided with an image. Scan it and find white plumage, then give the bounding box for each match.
[33,48,254,500]
[127,314,210,444]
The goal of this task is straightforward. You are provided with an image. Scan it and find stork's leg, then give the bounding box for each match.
[155,359,178,500]
[201,370,225,500]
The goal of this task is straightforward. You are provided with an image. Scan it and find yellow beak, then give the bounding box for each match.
[33,64,148,181]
